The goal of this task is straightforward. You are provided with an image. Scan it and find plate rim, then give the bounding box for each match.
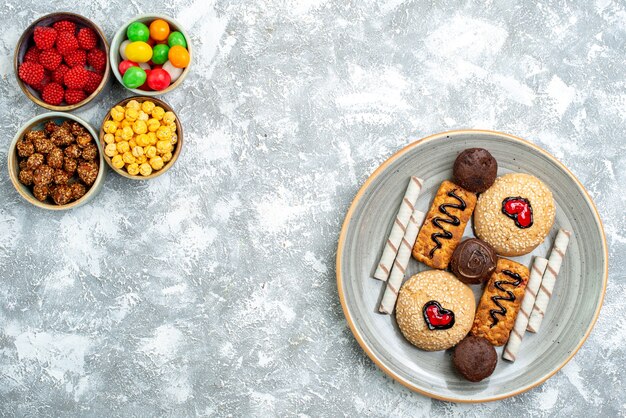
[336,129,608,403]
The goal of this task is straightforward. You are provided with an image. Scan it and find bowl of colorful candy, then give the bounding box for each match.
[14,12,110,111]
[99,96,183,180]
[110,15,191,95]
[8,112,106,210]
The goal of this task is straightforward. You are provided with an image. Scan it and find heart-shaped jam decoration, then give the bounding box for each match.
[502,196,533,229]
[422,300,455,330]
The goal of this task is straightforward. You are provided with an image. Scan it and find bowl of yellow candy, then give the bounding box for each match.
[99,96,182,179]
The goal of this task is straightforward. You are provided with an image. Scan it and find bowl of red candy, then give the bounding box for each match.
[14,12,110,111]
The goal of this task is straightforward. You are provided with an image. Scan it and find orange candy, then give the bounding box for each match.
[149,19,170,41]
[168,45,190,68]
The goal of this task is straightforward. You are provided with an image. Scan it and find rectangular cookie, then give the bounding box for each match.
[411,180,477,269]
[471,258,530,346]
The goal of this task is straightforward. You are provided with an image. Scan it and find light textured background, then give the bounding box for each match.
[0,0,624,416]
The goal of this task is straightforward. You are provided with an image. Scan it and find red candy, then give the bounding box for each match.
[118,59,138,75]
[422,300,455,330]
[146,68,171,91]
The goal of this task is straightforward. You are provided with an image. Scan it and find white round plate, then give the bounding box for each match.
[336,130,607,402]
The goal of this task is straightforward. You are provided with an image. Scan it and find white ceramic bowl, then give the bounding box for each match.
[109,14,192,96]
[8,112,106,210]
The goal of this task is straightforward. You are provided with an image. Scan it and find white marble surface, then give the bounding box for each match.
[0,0,624,416]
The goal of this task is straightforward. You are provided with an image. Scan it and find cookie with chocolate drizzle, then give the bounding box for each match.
[412,180,477,269]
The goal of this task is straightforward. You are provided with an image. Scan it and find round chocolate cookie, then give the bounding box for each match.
[452,335,497,382]
[449,238,497,284]
[453,148,498,193]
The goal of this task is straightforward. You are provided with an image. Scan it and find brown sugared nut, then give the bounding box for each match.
[16,140,35,158]
[82,143,98,161]
[18,169,34,186]
[70,183,87,200]
[77,161,98,185]
[75,134,92,148]
[33,136,55,154]
[25,130,47,143]
[64,144,82,159]
[64,157,78,174]
[53,168,72,185]
[32,184,49,202]
[51,128,74,147]
[52,185,73,205]
[44,121,58,134]
[70,122,87,137]
[26,153,44,170]
[33,164,54,186]
[47,148,64,169]
[19,160,28,170]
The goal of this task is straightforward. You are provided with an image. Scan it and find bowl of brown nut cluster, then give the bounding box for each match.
[8,112,105,210]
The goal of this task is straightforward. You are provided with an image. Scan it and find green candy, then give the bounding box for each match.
[122,66,147,89]
[167,31,187,48]
[152,44,170,65]
[127,22,150,42]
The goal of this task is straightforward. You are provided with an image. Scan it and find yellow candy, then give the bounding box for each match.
[121,126,134,140]
[104,133,115,144]
[125,41,152,63]
[131,146,144,158]
[163,111,176,124]
[126,100,141,110]
[127,163,140,175]
[132,120,147,134]
[136,134,149,147]
[122,151,136,164]
[111,154,124,169]
[147,118,160,132]
[151,106,165,120]
[104,143,118,157]
[117,141,130,154]
[144,145,157,158]
[167,123,177,134]
[110,106,125,122]
[103,120,117,134]
[156,125,171,141]
[139,163,152,176]
[141,101,155,113]
[149,156,164,170]
[138,111,149,121]
[156,140,172,154]
[147,132,157,145]
[170,133,178,145]
[121,119,131,129]
[129,139,137,148]
[136,155,147,164]
[161,151,172,162]
[125,108,139,122]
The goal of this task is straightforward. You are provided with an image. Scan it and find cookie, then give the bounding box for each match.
[449,238,497,285]
[474,173,555,256]
[452,335,497,382]
[471,258,529,346]
[412,180,477,269]
[453,148,498,193]
[396,270,475,351]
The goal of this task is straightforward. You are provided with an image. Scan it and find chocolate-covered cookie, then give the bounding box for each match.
[453,148,498,193]
[452,335,497,382]
[449,238,497,284]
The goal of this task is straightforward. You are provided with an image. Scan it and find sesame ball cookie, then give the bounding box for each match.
[396,270,475,351]
[474,173,555,256]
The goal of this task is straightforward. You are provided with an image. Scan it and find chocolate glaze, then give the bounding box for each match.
[449,238,497,284]
[429,190,466,258]
[489,270,522,328]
